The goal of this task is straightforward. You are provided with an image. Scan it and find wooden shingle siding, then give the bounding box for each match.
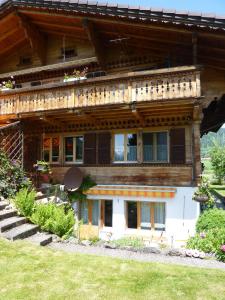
[170,128,186,164]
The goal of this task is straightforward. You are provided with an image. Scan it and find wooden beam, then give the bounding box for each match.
[83,18,106,70]
[192,32,198,65]
[16,13,46,65]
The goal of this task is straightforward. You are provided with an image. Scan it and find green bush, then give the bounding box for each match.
[31,203,75,237]
[196,209,225,232]
[210,145,225,184]
[13,188,36,218]
[187,228,225,262]
[0,151,31,199]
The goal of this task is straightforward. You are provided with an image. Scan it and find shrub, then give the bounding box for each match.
[0,151,31,199]
[31,203,75,237]
[187,228,225,262]
[210,145,225,184]
[196,209,225,232]
[13,188,36,217]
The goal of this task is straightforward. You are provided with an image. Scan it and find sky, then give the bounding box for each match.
[108,0,225,15]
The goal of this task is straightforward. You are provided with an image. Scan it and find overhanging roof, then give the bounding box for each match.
[0,0,225,30]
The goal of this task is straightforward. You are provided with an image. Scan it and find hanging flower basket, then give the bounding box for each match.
[193,194,209,203]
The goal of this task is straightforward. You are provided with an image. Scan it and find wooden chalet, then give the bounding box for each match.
[0,0,225,242]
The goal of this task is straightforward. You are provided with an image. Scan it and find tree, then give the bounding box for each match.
[210,145,225,184]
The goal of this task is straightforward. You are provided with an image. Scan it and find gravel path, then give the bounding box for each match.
[49,242,225,271]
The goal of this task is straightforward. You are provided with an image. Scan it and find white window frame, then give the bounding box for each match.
[113,132,138,163]
[64,135,84,164]
[142,131,169,163]
[43,136,61,164]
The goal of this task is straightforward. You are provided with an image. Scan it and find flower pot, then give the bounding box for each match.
[193,194,209,203]
[1,87,12,91]
[40,173,50,183]
[37,165,45,172]
[64,76,86,83]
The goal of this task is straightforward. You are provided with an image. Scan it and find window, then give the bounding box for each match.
[64,136,83,163]
[104,200,113,227]
[19,56,32,66]
[61,47,77,59]
[143,132,168,162]
[114,133,137,162]
[80,200,99,226]
[43,137,60,163]
[126,201,165,231]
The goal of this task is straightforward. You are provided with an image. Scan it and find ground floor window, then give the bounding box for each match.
[80,200,99,226]
[104,200,113,227]
[43,136,60,163]
[126,201,165,231]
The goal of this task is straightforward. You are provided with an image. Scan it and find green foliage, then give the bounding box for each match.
[210,145,225,184]
[187,228,225,262]
[68,175,96,202]
[0,151,31,199]
[31,203,75,237]
[13,188,36,218]
[196,209,225,232]
[114,237,144,249]
[201,127,225,158]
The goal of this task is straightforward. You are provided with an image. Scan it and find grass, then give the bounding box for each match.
[211,185,225,198]
[0,239,225,299]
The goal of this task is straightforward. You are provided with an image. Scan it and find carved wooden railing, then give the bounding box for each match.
[0,66,201,116]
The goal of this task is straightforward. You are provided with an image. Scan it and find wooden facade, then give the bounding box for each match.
[0,1,225,189]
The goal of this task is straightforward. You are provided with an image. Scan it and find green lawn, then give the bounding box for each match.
[0,239,225,300]
[211,185,225,198]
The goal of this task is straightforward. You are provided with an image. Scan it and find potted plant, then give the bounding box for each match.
[34,161,52,183]
[192,176,211,203]
[0,76,15,91]
[64,67,88,82]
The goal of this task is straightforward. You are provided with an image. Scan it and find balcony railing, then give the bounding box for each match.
[0,66,201,116]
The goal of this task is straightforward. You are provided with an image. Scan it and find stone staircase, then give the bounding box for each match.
[0,199,52,246]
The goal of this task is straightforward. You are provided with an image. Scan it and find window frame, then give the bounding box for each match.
[64,135,84,164]
[142,130,169,163]
[80,199,100,226]
[42,135,61,164]
[113,132,138,163]
[126,200,166,231]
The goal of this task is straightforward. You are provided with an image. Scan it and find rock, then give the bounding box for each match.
[5,204,13,210]
[167,248,183,257]
[52,235,61,243]
[81,240,92,246]
[94,240,105,247]
[141,247,161,254]
[68,237,79,244]
[104,242,117,249]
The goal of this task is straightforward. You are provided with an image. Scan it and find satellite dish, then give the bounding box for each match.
[63,166,83,191]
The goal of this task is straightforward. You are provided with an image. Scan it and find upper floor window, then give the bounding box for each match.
[114,133,137,162]
[64,136,83,163]
[43,137,60,163]
[143,132,168,162]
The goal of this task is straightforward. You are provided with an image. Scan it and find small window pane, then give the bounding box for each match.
[127,134,137,161]
[81,200,88,224]
[92,200,99,226]
[141,202,151,230]
[43,138,51,150]
[127,202,137,229]
[143,133,154,161]
[43,150,50,162]
[65,137,73,162]
[114,134,124,161]
[76,136,83,161]
[104,200,113,227]
[157,132,168,162]
[52,137,60,162]
[154,203,165,231]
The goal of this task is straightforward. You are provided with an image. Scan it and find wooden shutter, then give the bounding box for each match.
[84,133,96,165]
[170,128,186,164]
[23,135,41,171]
[97,132,111,164]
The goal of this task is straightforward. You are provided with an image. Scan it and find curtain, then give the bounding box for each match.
[81,200,88,224]
[141,202,151,230]
[92,200,99,226]
[154,203,165,230]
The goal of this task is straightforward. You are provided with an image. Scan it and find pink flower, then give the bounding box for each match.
[220,245,225,252]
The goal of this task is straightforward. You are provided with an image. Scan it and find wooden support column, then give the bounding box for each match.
[192,105,203,185]
[137,201,141,230]
[88,200,92,225]
[150,203,155,230]
[100,200,105,228]
[192,32,198,65]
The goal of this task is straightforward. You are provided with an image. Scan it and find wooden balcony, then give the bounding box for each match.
[0,66,201,116]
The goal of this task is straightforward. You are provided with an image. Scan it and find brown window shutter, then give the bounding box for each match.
[97,132,111,164]
[23,135,41,171]
[170,128,186,164]
[84,133,96,165]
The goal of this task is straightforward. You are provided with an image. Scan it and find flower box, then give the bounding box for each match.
[1,87,12,91]
[193,194,209,203]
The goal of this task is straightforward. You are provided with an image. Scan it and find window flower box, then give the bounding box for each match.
[63,76,86,83]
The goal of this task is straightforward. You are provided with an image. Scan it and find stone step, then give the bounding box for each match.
[0,201,9,211]
[25,233,53,246]
[2,223,39,241]
[0,216,27,232]
[0,209,17,221]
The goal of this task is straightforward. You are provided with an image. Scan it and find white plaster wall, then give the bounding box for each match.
[88,186,199,242]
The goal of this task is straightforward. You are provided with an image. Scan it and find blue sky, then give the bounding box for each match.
[109,0,225,15]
